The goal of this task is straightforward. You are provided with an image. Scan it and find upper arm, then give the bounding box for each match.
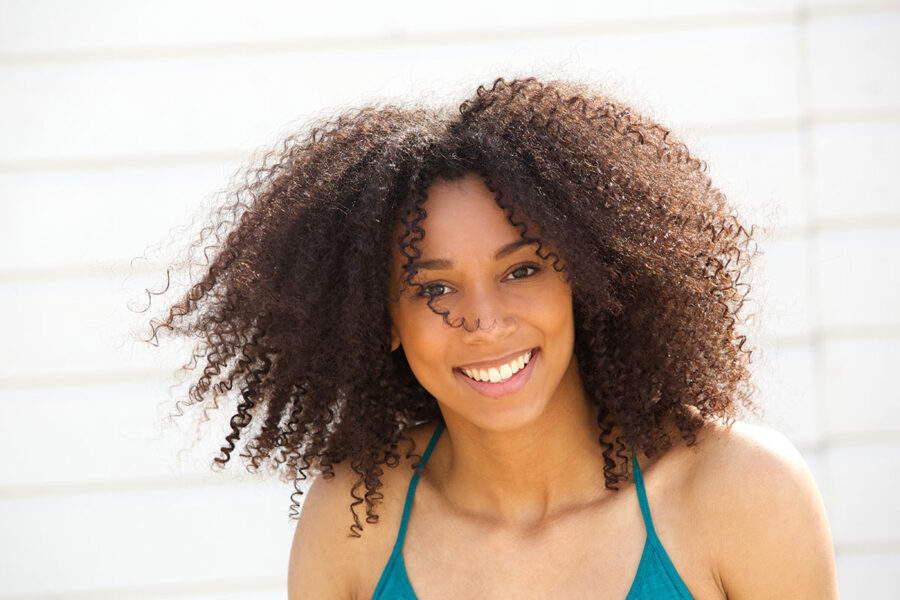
[287,466,362,600]
[703,423,839,599]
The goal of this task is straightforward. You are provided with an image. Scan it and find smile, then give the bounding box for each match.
[453,348,540,398]
[460,349,533,383]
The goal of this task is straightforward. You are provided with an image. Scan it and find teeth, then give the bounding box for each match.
[461,350,534,384]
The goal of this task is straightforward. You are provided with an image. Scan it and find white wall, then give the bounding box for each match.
[1,1,898,598]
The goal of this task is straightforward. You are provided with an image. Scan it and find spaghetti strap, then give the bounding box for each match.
[630,442,659,541]
[373,430,696,600]
[392,421,445,551]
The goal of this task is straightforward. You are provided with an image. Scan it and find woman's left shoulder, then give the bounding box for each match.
[684,418,825,529]
[686,418,812,491]
[681,418,839,598]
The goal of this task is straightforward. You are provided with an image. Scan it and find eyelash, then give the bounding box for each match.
[415,264,542,299]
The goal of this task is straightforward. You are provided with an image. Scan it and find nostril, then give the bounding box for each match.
[460,316,516,335]
[467,317,495,333]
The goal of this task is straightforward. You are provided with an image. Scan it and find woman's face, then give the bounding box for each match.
[388,173,581,431]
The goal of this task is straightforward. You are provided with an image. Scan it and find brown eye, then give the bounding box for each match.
[417,282,452,299]
[506,265,540,280]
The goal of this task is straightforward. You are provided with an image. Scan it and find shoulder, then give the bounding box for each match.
[684,419,820,526]
[684,419,839,598]
[686,419,812,494]
[288,459,365,599]
[287,422,441,600]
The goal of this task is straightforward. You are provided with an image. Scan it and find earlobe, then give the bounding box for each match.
[390,323,401,352]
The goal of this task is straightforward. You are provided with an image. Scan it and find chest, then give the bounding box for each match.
[402,508,649,599]
[357,481,724,600]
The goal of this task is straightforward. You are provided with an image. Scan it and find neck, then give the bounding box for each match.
[430,360,614,534]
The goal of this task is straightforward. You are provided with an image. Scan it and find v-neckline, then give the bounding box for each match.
[394,531,660,600]
[372,422,693,600]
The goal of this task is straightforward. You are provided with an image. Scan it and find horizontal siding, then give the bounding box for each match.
[816,229,900,331]
[0,0,800,58]
[0,275,195,381]
[836,551,900,600]
[0,382,258,489]
[827,445,900,545]
[807,10,900,115]
[0,22,801,165]
[1,3,898,599]
[0,483,298,597]
[822,339,900,438]
[1,163,237,272]
[812,120,900,222]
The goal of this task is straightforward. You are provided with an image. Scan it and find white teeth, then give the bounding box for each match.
[460,350,535,384]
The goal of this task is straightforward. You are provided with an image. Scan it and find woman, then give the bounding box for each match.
[147,77,839,598]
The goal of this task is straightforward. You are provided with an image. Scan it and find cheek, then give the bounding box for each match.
[403,337,454,401]
[536,280,574,326]
[394,305,450,373]
[538,287,576,360]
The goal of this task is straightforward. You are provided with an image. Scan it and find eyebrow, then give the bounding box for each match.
[412,239,539,271]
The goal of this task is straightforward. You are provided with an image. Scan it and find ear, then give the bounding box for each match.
[390,322,401,352]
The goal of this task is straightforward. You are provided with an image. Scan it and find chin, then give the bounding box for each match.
[442,390,552,434]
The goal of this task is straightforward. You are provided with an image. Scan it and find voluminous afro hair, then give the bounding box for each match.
[142,76,760,537]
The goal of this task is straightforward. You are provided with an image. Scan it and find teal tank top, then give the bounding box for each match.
[371,421,695,599]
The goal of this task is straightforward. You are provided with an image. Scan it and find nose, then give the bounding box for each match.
[457,284,516,344]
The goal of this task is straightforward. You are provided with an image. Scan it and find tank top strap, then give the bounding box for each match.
[392,421,445,552]
[629,442,659,541]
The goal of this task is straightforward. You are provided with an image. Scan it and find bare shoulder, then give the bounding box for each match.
[687,419,811,487]
[685,419,839,599]
[287,422,441,600]
[684,419,823,538]
[288,460,367,600]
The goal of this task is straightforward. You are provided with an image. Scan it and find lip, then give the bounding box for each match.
[453,348,540,399]
[456,347,536,371]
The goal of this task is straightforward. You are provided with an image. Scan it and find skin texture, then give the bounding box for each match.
[387,173,614,529]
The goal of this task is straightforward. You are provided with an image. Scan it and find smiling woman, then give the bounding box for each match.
[387,175,581,429]
[142,76,838,598]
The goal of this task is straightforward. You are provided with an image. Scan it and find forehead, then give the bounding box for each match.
[407,174,520,255]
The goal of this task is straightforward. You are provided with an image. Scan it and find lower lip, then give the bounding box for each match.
[453,348,540,399]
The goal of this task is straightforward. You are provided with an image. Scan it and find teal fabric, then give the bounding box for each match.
[371,422,694,599]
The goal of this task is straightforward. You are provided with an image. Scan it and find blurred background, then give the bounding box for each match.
[1,0,898,598]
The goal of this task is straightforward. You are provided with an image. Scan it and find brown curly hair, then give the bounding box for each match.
[139,76,760,538]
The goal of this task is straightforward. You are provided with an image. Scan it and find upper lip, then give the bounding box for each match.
[456,348,535,371]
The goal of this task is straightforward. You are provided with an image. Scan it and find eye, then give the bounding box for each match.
[416,282,453,299]
[505,264,540,280]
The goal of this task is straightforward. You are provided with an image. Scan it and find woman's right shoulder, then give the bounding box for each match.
[287,422,440,600]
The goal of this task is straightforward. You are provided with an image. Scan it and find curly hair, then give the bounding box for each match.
[140,76,760,538]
